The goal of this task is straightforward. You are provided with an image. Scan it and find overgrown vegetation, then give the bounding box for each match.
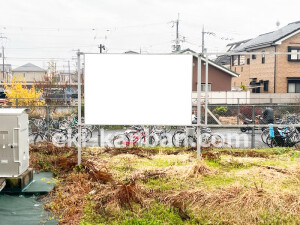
[30,143,300,224]
[4,76,45,106]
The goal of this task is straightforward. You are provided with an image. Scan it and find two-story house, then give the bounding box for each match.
[12,63,47,84]
[178,49,239,91]
[228,21,300,93]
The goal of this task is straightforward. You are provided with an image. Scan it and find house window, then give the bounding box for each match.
[247,58,250,64]
[201,83,211,92]
[23,73,25,78]
[288,80,300,93]
[288,46,300,61]
[240,55,245,65]
[232,55,239,66]
[252,87,260,93]
[262,52,265,64]
[252,54,256,59]
[263,81,269,91]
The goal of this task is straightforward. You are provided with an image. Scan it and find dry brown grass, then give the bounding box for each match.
[157,185,300,224]
[45,173,92,225]
[184,160,215,178]
[30,145,300,224]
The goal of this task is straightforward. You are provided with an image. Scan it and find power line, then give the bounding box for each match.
[0,22,169,32]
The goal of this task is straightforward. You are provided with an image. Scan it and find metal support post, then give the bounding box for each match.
[77,51,82,165]
[149,126,152,145]
[46,104,50,140]
[197,56,202,158]
[251,105,255,148]
[205,53,208,125]
[237,98,240,125]
[98,125,101,147]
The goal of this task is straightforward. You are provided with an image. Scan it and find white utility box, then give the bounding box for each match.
[0,108,30,177]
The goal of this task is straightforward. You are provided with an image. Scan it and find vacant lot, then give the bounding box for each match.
[30,143,300,225]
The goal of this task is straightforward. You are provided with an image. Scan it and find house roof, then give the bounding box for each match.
[214,55,231,66]
[12,63,46,72]
[214,39,251,66]
[124,50,139,54]
[176,48,239,77]
[176,48,197,54]
[199,56,239,77]
[233,21,300,51]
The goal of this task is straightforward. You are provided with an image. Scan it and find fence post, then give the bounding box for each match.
[98,125,101,147]
[149,126,152,145]
[251,105,255,148]
[46,104,50,141]
[237,98,240,125]
[16,98,18,108]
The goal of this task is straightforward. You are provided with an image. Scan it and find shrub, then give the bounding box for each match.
[213,106,228,116]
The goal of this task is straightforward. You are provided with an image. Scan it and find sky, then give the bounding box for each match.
[1,0,300,71]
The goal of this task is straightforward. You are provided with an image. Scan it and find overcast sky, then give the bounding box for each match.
[1,0,300,71]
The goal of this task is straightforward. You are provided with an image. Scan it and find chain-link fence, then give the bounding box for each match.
[1,97,299,149]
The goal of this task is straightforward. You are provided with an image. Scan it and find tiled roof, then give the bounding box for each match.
[12,63,46,72]
[233,21,300,51]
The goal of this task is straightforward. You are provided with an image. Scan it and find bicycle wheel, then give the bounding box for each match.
[52,131,68,146]
[82,127,93,142]
[208,134,224,148]
[160,134,169,147]
[113,134,129,147]
[261,129,269,144]
[187,136,197,148]
[199,132,212,147]
[148,133,159,147]
[172,130,186,147]
[33,133,45,144]
[266,135,274,147]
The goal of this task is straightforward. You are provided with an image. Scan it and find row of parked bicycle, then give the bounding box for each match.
[239,109,300,147]
[29,109,300,148]
[29,114,95,144]
[111,124,224,148]
[29,114,223,147]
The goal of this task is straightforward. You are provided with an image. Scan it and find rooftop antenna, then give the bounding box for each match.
[276,20,280,29]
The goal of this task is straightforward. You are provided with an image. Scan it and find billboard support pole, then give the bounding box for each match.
[205,53,208,125]
[197,55,202,158]
[77,50,82,165]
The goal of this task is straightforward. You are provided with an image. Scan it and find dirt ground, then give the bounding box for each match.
[30,143,300,225]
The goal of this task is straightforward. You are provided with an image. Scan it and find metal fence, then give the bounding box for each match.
[1,97,300,149]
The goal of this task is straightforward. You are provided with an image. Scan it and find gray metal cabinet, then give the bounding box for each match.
[0,108,30,177]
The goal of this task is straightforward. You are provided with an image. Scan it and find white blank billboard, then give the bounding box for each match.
[84,54,193,125]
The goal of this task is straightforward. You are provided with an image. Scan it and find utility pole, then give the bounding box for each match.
[202,26,205,53]
[0,34,7,82]
[68,60,71,85]
[98,44,105,53]
[172,14,181,52]
[175,14,180,51]
[201,26,215,53]
[77,49,81,165]
[2,46,4,82]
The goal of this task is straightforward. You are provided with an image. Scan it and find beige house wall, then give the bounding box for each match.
[231,32,300,93]
[12,71,46,83]
[276,32,300,93]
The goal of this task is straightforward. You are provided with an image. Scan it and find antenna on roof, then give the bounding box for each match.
[276,20,280,29]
